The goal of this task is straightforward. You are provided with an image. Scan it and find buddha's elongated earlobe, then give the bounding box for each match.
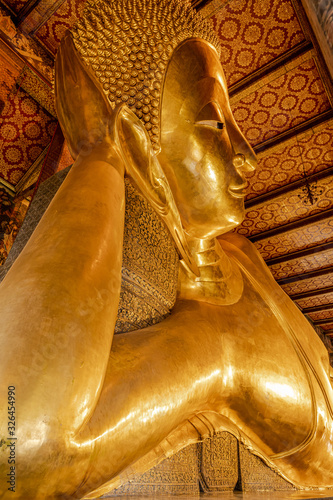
[114,105,199,276]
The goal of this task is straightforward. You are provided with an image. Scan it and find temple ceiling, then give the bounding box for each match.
[0,0,332,345]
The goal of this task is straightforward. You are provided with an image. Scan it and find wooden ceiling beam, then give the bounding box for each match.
[277,265,333,285]
[253,109,333,155]
[249,207,333,243]
[303,303,333,314]
[17,0,42,24]
[265,241,333,266]
[289,285,333,301]
[313,318,333,326]
[192,0,215,9]
[245,166,333,209]
[229,40,313,99]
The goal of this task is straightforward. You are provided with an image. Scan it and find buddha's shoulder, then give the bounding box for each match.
[217,232,268,271]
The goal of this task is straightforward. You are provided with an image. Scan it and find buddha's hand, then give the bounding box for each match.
[55,33,124,174]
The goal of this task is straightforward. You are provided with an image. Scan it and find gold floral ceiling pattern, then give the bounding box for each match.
[210,0,305,86]
[0,0,332,337]
[269,247,333,279]
[245,123,333,200]
[231,58,330,145]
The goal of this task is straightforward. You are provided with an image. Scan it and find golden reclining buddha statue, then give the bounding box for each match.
[1,0,333,498]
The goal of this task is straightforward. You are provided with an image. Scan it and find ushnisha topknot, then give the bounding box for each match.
[71,0,221,152]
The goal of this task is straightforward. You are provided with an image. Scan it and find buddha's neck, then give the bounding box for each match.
[178,236,244,305]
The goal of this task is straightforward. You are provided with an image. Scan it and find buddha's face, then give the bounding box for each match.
[158,39,257,240]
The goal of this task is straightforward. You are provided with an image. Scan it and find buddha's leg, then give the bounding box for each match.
[0,145,125,498]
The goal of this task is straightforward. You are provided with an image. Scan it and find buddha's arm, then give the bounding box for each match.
[0,141,127,496]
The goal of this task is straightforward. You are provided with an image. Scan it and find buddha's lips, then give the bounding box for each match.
[228,184,247,198]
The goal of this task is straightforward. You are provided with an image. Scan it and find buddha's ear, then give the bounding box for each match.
[113,105,199,276]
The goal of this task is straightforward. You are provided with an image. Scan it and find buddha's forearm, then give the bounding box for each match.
[0,152,125,455]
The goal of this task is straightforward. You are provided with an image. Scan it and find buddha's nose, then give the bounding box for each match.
[233,149,257,173]
[227,115,257,172]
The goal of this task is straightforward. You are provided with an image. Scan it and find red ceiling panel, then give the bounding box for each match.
[296,291,333,309]
[238,175,333,237]
[35,0,86,55]
[308,309,333,321]
[1,0,29,15]
[231,58,331,146]
[211,0,305,86]
[281,272,333,295]
[245,122,333,201]
[269,249,333,280]
[254,217,333,260]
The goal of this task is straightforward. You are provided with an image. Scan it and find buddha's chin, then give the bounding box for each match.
[184,217,243,241]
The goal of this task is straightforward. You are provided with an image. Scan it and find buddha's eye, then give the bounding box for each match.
[196,120,224,130]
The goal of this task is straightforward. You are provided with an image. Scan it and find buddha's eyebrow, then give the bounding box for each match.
[180,77,226,119]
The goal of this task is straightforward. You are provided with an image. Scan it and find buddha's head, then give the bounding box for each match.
[72,0,256,240]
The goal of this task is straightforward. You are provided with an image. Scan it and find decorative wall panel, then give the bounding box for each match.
[231,58,331,146]
[296,291,333,310]
[245,122,333,201]
[211,0,305,87]
[238,176,333,237]
[35,0,86,54]
[198,433,238,492]
[254,217,333,260]
[0,87,57,185]
[281,272,333,295]
[269,248,333,279]
[104,445,199,496]
[238,443,295,491]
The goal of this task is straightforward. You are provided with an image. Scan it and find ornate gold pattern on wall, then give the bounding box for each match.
[254,218,333,260]
[198,433,238,492]
[115,179,179,333]
[0,87,57,185]
[231,58,331,146]
[106,445,199,496]
[238,443,295,491]
[211,0,305,86]
[269,248,333,279]
[245,122,333,200]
